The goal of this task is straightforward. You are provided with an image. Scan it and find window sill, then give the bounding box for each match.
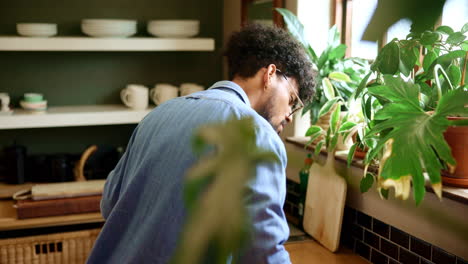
[285,136,468,205]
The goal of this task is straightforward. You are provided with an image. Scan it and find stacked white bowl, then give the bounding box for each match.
[81,19,137,38]
[17,23,57,37]
[147,20,199,38]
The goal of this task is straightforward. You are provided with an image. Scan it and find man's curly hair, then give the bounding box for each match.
[224,23,316,103]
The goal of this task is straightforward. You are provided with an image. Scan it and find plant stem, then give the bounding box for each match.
[433,64,453,102]
[461,51,468,86]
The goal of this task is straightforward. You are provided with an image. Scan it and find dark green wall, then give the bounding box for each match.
[0,0,223,154]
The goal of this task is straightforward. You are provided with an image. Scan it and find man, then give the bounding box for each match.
[87,23,315,264]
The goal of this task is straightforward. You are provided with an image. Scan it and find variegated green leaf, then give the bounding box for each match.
[315,141,324,156]
[318,97,341,118]
[305,125,323,136]
[365,75,468,205]
[322,77,335,100]
[329,72,352,83]
[329,102,341,134]
[338,121,357,133]
[347,143,358,167]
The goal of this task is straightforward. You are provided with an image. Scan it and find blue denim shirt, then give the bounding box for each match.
[87,81,291,264]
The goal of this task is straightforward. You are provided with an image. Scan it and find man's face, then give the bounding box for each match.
[257,72,300,134]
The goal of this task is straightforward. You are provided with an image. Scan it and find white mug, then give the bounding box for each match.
[180,83,204,96]
[150,83,179,105]
[0,93,10,112]
[120,84,149,110]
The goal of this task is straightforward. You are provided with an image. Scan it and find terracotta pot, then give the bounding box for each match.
[442,116,468,187]
[354,147,367,160]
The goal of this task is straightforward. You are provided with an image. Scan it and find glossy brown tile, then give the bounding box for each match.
[381,238,399,260]
[390,227,409,249]
[357,211,372,229]
[421,257,435,264]
[352,224,365,241]
[400,248,420,264]
[365,230,380,249]
[432,246,456,264]
[371,248,389,264]
[373,219,390,238]
[410,237,431,260]
[356,240,371,260]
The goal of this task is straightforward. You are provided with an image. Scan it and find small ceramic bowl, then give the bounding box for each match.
[23,93,44,102]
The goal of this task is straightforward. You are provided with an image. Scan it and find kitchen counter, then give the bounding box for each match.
[286,222,369,263]
[286,240,369,264]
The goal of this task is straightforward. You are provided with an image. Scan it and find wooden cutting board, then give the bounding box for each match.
[31,180,106,200]
[12,180,106,201]
[303,154,347,252]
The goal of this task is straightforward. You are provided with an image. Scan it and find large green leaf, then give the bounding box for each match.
[436,25,454,35]
[275,8,318,63]
[399,45,418,77]
[462,22,468,34]
[329,102,341,134]
[426,50,467,78]
[371,41,400,74]
[423,50,437,72]
[317,48,330,70]
[366,76,468,205]
[322,77,335,100]
[446,32,467,45]
[447,64,461,87]
[368,76,420,108]
[329,72,352,82]
[306,125,323,136]
[420,31,441,45]
[360,173,374,193]
[318,97,341,118]
[329,44,347,60]
[355,72,372,99]
[462,41,468,51]
[173,117,279,264]
[347,143,358,167]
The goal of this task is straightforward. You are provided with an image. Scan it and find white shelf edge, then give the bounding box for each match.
[0,104,153,129]
[0,37,215,51]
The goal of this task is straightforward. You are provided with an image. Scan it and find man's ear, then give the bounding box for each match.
[263,64,277,90]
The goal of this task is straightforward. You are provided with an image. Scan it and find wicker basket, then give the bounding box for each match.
[0,228,101,264]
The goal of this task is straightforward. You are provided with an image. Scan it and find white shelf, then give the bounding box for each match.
[0,37,215,51]
[0,105,153,129]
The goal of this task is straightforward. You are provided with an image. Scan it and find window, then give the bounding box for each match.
[336,0,468,58]
[441,0,468,31]
[349,0,378,59]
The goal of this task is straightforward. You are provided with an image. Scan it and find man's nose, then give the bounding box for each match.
[285,113,293,123]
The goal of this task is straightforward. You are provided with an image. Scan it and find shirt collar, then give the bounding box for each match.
[208,81,251,107]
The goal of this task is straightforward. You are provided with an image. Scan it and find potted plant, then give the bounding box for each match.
[350,23,468,205]
[276,8,370,131]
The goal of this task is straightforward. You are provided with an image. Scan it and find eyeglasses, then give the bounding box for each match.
[276,69,304,117]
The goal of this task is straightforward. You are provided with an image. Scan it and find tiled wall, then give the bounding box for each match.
[284,179,468,264]
[284,179,302,225]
